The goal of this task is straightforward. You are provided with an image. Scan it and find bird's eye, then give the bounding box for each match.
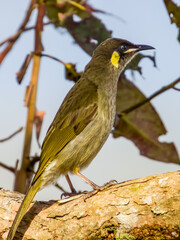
[121,44,128,51]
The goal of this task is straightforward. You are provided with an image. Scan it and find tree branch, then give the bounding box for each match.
[118,77,180,117]
[0,162,15,173]
[0,127,23,143]
[38,52,66,64]
[0,0,35,64]
[14,5,45,193]
[1,171,180,239]
[0,159,19,174]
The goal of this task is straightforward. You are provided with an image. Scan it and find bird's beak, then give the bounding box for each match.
[124,44,155,54]
[136,44,155,52]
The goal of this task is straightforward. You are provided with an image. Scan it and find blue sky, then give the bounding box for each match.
[0,0,180,200]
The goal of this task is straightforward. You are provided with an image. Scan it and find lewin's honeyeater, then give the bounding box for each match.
[7,38,154,239]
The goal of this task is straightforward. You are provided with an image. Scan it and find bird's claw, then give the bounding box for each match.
[102,179,118,188]
[61,180,118,199]
[94,179,118,191]
[61,190,82,199]
[83,179,118,201]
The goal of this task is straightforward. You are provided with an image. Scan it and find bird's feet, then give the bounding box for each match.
[91,179,118,191]
[61,189,83,199]
[61,179,118,200]
[83,179,118,200]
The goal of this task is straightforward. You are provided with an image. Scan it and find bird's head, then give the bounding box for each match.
[93,38,154,70]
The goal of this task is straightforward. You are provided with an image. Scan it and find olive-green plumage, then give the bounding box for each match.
[7,38,154,239]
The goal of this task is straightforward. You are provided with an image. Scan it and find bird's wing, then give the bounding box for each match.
[32,80,98,184]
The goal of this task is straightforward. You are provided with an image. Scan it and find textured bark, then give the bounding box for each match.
[0,171,180,240]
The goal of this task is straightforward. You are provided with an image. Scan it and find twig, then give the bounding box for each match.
[173,86,180,91]
[118,77,180,117]
[14,159,19,174]
[0,127,23,143]
[29,156,40,165]
[0,0,35,64]
[0,162,15,173]
[0,158,19,175]
[37,53,66,65]
[0,21,57,48]
[54,182,66,193]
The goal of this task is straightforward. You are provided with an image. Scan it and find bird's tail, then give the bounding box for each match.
[7,179,40,240]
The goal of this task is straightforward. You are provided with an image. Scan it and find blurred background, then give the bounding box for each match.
[0,0,180,200]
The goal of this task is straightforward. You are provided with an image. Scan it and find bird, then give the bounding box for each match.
[7,38,154,240]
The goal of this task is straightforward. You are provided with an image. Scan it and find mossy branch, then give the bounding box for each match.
[1,171,179,239]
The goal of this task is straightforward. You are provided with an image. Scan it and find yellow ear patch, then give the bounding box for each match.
[110,51,120,68]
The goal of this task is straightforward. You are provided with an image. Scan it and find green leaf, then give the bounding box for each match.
[163,0,180,42]
[113,74,180,164]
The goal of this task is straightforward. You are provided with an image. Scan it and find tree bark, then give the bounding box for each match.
[0,171,180,240]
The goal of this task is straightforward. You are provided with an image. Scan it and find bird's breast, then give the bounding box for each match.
[98,87,117,131]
